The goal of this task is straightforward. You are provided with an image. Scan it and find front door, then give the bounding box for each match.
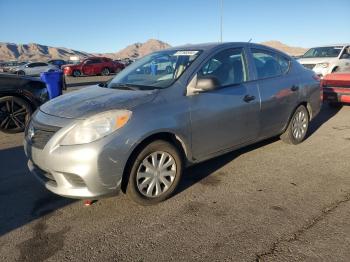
[189,47,260,159]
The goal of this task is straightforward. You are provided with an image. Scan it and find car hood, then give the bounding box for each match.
[298,57,338,64]
[40,85,158,119]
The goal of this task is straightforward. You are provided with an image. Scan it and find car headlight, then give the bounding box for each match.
[317,63,329,68]
[60,110,132,145]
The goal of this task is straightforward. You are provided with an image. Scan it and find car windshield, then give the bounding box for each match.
[302,46,343,58]
[107,50,201,90]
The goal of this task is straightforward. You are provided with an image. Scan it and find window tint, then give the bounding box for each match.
[278,56,290,74]
[90,59,101,64]
[198,48,247,86]
[252,49,283,79]
[36,62,48,67]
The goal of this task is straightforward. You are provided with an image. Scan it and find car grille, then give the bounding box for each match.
[303,64,316,70]
[26,120,61,149]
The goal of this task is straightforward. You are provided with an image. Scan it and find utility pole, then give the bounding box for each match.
[220,0,223,42]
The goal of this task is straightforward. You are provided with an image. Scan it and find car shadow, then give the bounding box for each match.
[177,104,341,195]
[307,103,342,137]
[0,146,74,236]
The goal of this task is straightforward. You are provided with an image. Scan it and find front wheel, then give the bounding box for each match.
[17,70,25,76]
[126,140,183,205]
[280,105,309,145]
[0,96,32,133]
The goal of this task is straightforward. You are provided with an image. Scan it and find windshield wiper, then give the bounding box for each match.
[108,83,140,91]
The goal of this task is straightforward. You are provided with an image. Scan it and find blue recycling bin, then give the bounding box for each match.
[40,70,63,99]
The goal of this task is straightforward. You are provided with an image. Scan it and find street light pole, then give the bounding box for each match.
[220,0,223,42]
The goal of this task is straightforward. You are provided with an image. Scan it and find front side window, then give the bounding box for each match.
[252,49,282,79]
[302,46,343,58]
[198,48,247,87]
[107,50,201,90]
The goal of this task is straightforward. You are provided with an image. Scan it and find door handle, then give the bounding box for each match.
[243,95,256,103]
[291,85,299,91]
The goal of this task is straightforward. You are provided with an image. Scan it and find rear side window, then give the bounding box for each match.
[252,49,282,79]
[278,56,290,74]
[198,48,248,86]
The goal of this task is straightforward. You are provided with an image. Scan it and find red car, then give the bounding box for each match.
[62,57,124,77]
[322,73,350,107]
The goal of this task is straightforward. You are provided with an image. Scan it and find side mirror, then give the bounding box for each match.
[186,74,219,96]
[196,76,219,91]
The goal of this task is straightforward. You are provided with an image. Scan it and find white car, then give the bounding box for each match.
[298,44,350,77]
[15,62,58,76]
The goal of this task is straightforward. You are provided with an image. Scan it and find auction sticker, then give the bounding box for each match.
[174,51,199,56]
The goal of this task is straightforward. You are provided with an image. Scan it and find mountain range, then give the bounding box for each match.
[0,39,307,62]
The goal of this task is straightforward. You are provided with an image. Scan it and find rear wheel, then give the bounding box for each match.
[101,68,110,76]
[126,140,183,205]
[280,105,309,145]
[0,96,32,133]
[72,70,81,77]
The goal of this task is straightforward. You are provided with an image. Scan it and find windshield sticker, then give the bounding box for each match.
[174,51,199,56]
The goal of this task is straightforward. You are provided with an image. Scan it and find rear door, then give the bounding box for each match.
[189,47,261,159]
[250,48,298,138]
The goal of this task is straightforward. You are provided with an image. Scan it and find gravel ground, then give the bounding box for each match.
[0,103,349,262]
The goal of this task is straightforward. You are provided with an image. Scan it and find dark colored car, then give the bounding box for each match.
[0,74,48,133]
[48,59,67,68]
[62,57,125,77]
[322,72,350,107]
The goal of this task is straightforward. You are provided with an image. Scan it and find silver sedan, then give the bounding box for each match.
[24,42,321,205]
[15,62,58,76]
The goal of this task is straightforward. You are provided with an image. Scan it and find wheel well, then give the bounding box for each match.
[282,102,311,133]
[332,66,338,72]
[120,132,187,193]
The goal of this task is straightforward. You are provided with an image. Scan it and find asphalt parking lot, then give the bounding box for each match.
[0,93,350,261]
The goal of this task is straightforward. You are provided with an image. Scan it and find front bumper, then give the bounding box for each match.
[23,112,134,199]
[323,87,350,103]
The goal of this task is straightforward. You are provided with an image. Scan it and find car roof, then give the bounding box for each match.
[0,73,44,82]
[308,44,350,48]
[164,42,291,57]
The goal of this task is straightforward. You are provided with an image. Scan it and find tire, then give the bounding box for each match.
[72,70,81,77]
[17,70,25,76]
[101,68,110,76]
[0,96,32,134]
[280,105,309,145]
[126,140,183,205]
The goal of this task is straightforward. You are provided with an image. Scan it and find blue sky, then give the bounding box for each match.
[0,0,349,53]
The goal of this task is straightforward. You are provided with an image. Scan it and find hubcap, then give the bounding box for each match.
[0,98,28,130]
[136,151,176,198]
[292,111,307,139]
